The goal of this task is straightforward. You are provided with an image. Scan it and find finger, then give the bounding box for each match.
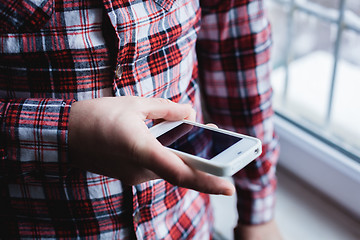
[138,134,235,195]
[152,108,195,128]
[140,98,194,121]
[120,165,160,185]
[184,108,196,122]
[206,123,218,128]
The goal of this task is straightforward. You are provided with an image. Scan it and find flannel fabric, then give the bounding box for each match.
[0,0,279,239]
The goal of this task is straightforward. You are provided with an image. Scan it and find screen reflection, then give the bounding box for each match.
[156,123,242,160]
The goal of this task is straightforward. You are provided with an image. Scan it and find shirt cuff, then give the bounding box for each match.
[2,98,75,182]
[235,177,277,225]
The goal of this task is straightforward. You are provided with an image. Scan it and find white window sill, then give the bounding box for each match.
[211,115,360,239]
[274,115,360,219]
[211,166,360,240]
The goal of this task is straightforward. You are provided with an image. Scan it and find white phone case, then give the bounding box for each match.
[150,120,262,176]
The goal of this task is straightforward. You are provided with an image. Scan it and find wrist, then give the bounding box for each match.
[68,100,82,168]
[234,219,283,240]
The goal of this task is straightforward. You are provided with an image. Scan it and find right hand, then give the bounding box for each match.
[68,96,235,196]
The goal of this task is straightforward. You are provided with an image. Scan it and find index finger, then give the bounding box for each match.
[140,98,195,121]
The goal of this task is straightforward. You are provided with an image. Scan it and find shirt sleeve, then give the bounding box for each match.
[0,98,74,183]
[197,0,279,224]
[0,0,54,33]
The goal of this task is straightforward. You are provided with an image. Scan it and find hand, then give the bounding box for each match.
[68,96,235,195]
[233,219,283,240]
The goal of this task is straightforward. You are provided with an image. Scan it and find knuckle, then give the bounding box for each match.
[153,98,171,105]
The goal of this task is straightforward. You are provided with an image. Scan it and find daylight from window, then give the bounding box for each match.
[265,0,360,160]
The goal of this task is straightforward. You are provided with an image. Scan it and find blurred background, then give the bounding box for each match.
[269,0,360,154]
[212,0,360,239]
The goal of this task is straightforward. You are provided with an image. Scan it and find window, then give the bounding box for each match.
[265,0,360,219]
[266,0,360,161]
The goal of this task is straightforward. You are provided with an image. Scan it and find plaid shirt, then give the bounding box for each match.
[0,0,279,239]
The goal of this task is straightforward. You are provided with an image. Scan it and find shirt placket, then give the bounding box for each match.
[101,0,138,97]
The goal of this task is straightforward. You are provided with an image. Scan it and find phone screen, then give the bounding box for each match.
[156,123,242,160]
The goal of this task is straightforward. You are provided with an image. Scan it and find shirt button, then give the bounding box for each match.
[115,64,122,79]
[134,211,141,223]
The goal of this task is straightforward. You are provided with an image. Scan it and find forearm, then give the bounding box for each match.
[1,98,74,182]
[198,0,279,224]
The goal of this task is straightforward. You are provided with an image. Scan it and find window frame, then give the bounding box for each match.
[267,0,360,220]
[275,114,360,220]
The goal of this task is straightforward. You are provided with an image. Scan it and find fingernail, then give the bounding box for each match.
[223,184,235,196]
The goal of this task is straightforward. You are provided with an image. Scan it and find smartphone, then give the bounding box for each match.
[149,120,262,176]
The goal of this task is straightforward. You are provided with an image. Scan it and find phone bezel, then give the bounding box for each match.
[150,120,262,176]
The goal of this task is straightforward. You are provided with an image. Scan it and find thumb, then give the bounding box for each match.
[137,132,235,195]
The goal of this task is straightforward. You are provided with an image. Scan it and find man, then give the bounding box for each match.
[0,0,281,239]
